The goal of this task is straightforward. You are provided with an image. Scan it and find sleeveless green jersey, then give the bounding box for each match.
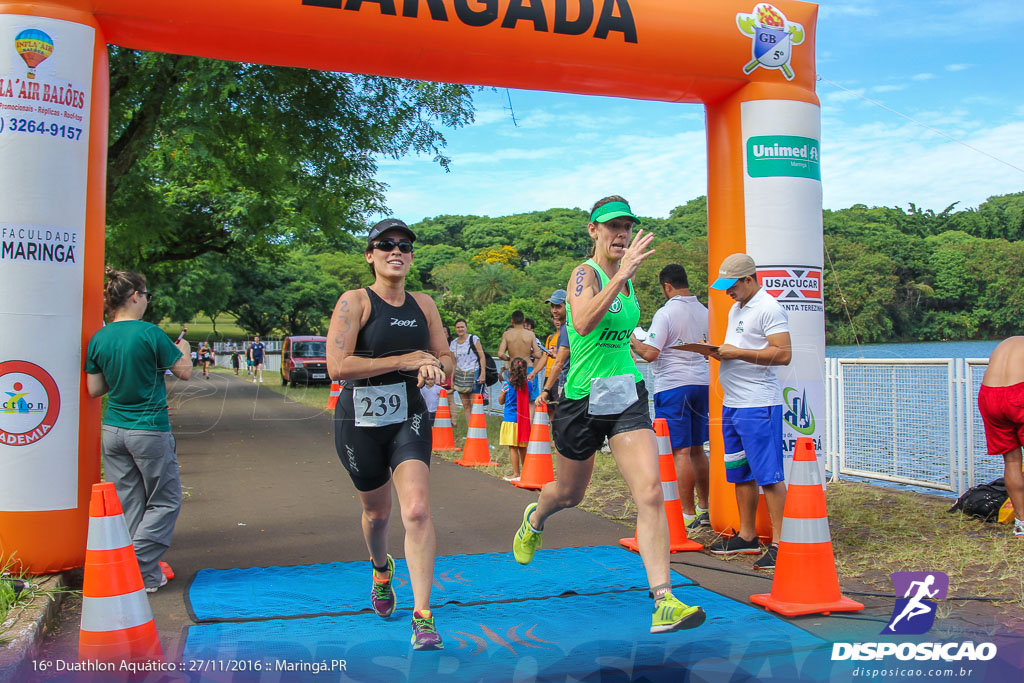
[564,259,642,399]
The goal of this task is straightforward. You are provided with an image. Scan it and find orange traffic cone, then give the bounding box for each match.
[79,483,163,663]
[621,418,703,552]
[514,401,554,490]
[456,393,497,466]
[432,388,458,451]
[326,381,341,411]
[750,437,864,617]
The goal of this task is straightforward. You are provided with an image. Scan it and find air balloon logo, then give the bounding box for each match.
[14,29,54,80]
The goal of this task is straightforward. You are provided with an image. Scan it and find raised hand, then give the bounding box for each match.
[618,229,656,281]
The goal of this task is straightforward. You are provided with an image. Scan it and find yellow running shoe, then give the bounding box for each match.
[513,502,543,565]
[651,593,706,633]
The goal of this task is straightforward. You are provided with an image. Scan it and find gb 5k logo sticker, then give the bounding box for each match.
[737,3,805,81]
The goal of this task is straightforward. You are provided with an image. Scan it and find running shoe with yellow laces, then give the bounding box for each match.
[651,593,706,634]
[513,502,543,565]
[411,609,444,650]
[370,554,396,617]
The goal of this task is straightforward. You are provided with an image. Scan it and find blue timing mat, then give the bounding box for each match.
[186,546,697,622]
[182,587,832,682]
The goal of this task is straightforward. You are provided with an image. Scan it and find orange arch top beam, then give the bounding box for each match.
[86,0,817,103]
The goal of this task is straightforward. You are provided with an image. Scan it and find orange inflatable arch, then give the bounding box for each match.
[0,0,825,573]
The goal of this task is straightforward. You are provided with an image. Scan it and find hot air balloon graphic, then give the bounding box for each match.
[14,29,54,80]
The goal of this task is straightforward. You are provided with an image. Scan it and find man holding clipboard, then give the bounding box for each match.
[630,264,712,529]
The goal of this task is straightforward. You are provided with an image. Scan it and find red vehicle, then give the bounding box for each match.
[280,335,329,386]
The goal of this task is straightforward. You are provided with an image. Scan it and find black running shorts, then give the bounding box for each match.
[334,388,432,491]
[551,381,653,461]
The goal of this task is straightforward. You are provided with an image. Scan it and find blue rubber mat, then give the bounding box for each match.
[182,586,831,682]
[186,546,697,622]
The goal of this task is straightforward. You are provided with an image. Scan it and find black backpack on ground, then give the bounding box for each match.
[948,478,1007,522]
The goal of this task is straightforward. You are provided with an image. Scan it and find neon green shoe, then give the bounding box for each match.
[651,593,706,633]
[513,502,543,565]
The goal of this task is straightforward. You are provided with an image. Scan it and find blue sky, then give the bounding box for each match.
[373,0,1023,224]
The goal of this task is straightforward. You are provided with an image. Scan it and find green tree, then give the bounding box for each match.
[105,49,477,271]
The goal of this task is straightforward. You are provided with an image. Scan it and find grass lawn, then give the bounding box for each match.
[217,367,1024,611]
[158,315,250,343]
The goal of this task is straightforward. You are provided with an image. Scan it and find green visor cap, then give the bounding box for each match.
[590,201,641,225]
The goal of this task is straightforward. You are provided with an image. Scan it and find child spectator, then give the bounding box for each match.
[420,377,442,428]
[498,357,538,483]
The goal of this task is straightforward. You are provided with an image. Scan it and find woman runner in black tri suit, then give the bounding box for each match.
[327,218,452,651]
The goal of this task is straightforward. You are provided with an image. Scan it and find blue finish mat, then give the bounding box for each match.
[186,546,697,622]
[182,586,832,682]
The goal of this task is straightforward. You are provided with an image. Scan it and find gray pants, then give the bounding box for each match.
[101,426,182,588]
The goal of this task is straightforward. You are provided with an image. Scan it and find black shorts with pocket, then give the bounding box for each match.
[551,381,653,461]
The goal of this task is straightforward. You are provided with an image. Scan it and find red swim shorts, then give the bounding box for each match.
[977,382,1024,455]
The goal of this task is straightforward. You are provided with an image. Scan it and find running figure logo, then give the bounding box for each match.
[884,571,948,635]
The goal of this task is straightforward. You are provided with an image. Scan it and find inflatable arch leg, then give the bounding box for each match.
[706,81,825,541]
[0,5,107,574]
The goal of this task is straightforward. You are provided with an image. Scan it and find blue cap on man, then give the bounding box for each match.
[710,253,757,290]
[546,289,567,304]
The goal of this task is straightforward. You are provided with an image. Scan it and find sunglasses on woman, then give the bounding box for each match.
[137,290,153,302]
[371,238,414,254]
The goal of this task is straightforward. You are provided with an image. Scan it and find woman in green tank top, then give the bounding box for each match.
[511,196,706,634]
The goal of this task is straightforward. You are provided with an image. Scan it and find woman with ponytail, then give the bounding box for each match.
[84,267,192,592]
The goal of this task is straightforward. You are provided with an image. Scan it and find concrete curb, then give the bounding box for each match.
[0,574,68,683]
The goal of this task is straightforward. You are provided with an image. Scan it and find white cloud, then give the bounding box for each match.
[821,120,1024,211]
[912,73,935,81]
[945,64,973,72]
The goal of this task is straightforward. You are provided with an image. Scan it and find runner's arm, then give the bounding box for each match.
[536,345,570,407]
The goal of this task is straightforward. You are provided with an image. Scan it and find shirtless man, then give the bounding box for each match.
[498,310,548,419]
[977,336,1024,537]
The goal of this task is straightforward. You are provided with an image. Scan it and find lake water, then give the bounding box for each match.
[826,339,999,360]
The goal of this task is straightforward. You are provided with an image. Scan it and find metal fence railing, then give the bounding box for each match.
[824,358,993,496]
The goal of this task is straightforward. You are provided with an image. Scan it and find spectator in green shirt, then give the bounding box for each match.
[85,267,192,592]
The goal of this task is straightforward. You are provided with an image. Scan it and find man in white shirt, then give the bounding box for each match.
[631,264,710,528]
[706,253,791,570]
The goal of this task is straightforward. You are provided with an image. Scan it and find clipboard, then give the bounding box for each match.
[669,343,719,355]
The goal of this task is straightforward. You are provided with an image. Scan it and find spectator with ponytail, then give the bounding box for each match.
[84,267,192,592]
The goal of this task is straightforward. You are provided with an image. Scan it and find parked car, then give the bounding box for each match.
[280,335,329,386]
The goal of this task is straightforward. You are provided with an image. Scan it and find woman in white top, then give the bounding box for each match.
[448,319,487,423]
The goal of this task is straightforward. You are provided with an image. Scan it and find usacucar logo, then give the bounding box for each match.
[758,265,823,312]
[0,360,60,446]
[736,3,805,81]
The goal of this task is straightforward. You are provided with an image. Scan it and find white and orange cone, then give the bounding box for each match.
[621,418,703,552]
[79,483,163,663]
[432,388,458,451]
[514,401,554,490]
[456,393,497,466]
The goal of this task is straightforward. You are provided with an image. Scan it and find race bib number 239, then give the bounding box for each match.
[353,382,408,427]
